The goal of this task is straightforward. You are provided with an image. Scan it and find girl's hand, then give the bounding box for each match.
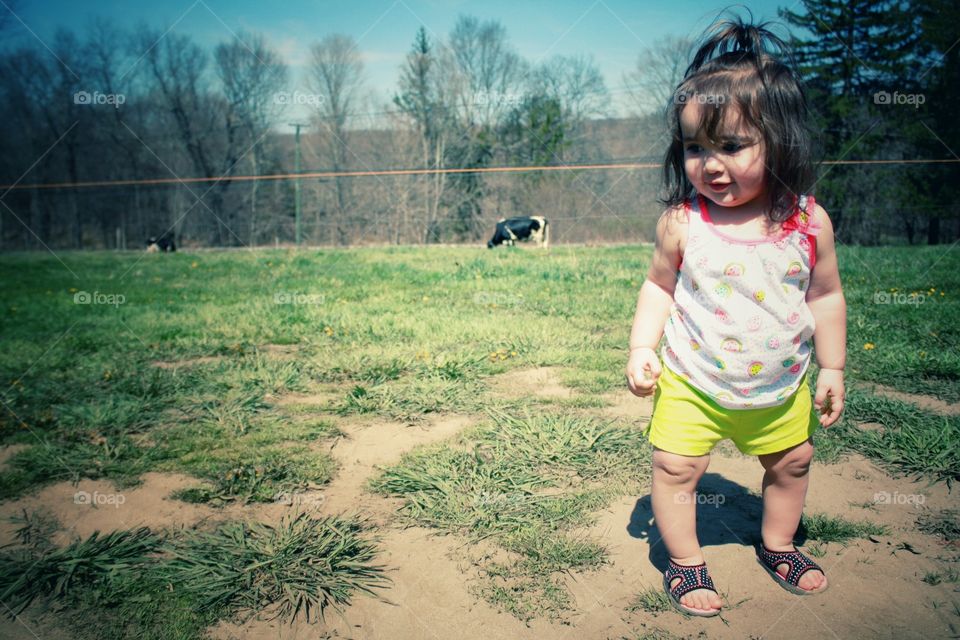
[814,368,845,427]
[626,347,662,397]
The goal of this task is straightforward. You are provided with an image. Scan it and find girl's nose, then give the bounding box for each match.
[704,153,723,174]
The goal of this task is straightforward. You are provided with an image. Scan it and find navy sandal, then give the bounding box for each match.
[756,544,828,595]
[662,558,722,617]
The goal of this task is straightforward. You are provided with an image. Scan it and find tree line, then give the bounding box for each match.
[0,2,956,249]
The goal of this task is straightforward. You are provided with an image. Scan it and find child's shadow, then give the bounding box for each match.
[628,472,812,572]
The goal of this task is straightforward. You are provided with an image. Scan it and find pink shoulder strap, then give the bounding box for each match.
[676,197,700,272]
[784,195,820,268]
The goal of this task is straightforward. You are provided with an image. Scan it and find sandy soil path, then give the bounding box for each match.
[1,369,957,639]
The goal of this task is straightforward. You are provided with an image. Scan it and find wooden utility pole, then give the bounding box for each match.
[289,123,309,246]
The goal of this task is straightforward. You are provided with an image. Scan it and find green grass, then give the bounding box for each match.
[161,512,390,622]
[916,509,960,540]
[0,523,163,617]
[922,568,960,585]
[0,244,958,630]
[826,388,960,485]
[840,246,960,402]
[799,512,889,544]
[469,565,574,622]
[0,511,389,639]
[618,632,682,640]
[626,587,673,614]
[370,411,650,618]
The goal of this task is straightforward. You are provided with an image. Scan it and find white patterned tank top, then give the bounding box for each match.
[661,194,821,409]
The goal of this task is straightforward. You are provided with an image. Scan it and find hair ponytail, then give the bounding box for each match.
[685,17,789,79]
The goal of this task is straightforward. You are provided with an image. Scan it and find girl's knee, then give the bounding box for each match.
[761,440,813,477]
[653,448,709,484]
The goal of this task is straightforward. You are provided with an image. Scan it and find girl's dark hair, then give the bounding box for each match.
[661,15,814,221]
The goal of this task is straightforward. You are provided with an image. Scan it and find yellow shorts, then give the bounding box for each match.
[646,365,818,457]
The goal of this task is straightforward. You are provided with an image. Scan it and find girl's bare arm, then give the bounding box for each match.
[626,207,686,396]
[806,205,847,425]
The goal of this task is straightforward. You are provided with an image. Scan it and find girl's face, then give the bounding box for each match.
[680,103,767,210]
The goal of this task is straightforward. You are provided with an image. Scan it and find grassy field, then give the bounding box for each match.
[0,244,958,638]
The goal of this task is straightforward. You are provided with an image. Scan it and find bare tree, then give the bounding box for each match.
[523,53,610,170]
[623,35,693,116]
[307,34,364,245]
[215,31,287,245]
[135,26,243,245]
[533,54,610,128]
[435,16,526,239]
[3,29,91,247]
[0,46,58,246]
[446,15,525,128]
[394,26,449,243]
[81,18,149,247]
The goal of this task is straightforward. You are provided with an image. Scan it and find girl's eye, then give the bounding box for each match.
[684,144,702,154]
[721,142,743,153]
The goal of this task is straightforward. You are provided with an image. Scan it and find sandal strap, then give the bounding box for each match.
[664,559,717,599]
[757,545,823,585]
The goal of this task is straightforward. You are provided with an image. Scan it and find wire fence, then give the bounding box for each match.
[2,158,959,250]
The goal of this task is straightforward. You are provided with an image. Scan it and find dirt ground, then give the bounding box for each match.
[1,368,957,640]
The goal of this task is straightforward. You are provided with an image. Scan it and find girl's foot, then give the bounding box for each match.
[757,544,828,594]
[663,557,723,616]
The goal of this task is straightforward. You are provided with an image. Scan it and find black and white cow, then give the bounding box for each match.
[146,232,176,253]
[487,216,549,249]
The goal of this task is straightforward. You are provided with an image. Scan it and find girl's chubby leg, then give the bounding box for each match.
[758,439,827,592]
[651,447,722,614]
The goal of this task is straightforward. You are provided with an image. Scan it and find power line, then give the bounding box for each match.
[1,158,957,192]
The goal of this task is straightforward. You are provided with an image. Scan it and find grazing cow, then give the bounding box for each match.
[146,233,176,253]
[487,216,549,249]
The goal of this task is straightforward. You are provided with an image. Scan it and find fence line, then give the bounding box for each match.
[3,158,958,192]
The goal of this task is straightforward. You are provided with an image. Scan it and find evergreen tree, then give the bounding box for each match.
[501,95,567,182]
[394,27,444,158]
[907,0,960,244]
[781,0,928,243]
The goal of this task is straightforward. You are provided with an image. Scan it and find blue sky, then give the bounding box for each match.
[11,0,795,117]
